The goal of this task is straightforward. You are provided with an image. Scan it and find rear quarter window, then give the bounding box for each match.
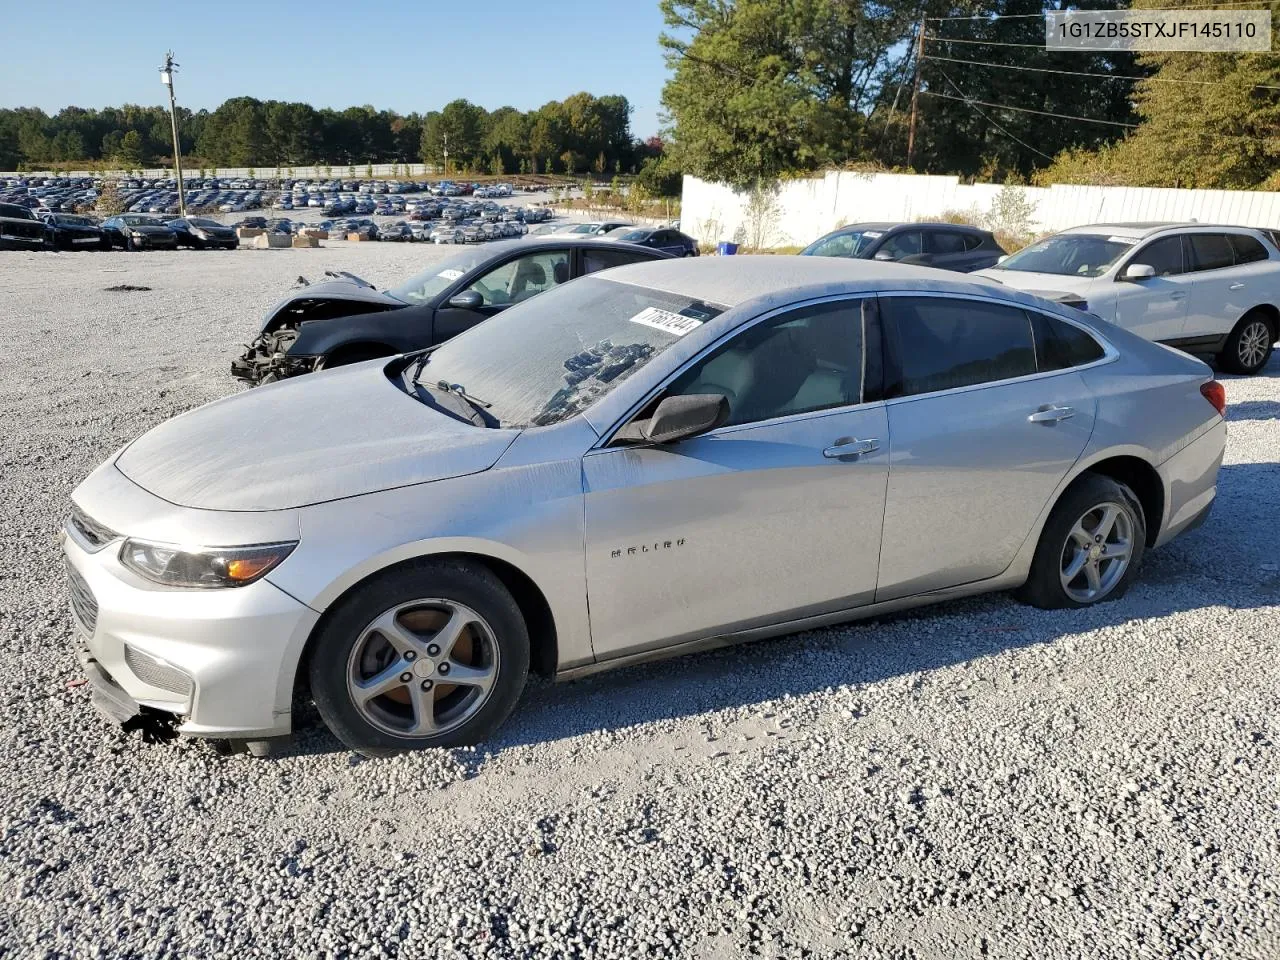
[1031,312,1106,371]
[1228,233,1269,265]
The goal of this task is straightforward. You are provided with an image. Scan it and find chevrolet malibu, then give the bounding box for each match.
[64,258,1226,756]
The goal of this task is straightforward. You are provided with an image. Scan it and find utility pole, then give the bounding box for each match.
[159,51,186,217]
[442,131,449,177]
[906,19,925,171]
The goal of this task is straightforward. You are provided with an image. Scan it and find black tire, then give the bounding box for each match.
[1016,473,1146,610]
[1217,311,1276,375]
[307,559,529,756]
[125,235,138,252]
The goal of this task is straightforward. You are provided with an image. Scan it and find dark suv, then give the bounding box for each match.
[802,222,1005,273]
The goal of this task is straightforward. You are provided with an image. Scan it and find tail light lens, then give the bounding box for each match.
[1200,380,1226,417]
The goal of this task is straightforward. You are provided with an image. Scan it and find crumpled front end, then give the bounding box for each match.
[231,326,318,384]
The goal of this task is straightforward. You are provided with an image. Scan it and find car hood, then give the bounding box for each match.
[971,269,1097,299]
[114,362,519,511]
[256,278,405,333]
[128,224,174,234]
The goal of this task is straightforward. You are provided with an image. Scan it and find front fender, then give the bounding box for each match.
[288,307,434,357]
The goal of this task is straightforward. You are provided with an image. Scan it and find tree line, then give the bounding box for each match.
[0,92,652,177]
[660,0,1279,191]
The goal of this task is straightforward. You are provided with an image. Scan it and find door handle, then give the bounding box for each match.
[1229,282,1245,290]
[823,437,880,459]
[1170,292,1188,301]
[1028,405,1075,424]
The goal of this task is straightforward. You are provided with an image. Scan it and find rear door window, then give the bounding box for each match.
[883,296,1037,397]
[1187,234,1236,272]
[925,231,968,255]
[582,247,657,274]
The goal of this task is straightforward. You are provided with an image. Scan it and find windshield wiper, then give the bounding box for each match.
[436,381,491,410]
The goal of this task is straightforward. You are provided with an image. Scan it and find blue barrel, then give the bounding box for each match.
[717,241,739,255]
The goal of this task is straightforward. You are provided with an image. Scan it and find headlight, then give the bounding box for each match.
[191,228,209,239]
[130,230,144,238]
[119,539,297,588]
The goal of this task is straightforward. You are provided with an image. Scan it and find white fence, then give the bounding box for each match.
[0,163,439,179]
[681,172,1280,248]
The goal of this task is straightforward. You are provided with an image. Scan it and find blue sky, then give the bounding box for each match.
[0,0,671,137]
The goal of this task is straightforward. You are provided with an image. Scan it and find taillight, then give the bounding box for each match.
[1200,380,1226,417]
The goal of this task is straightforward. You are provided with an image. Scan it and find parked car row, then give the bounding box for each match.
[801,219,1279,376]
[68,253,1233,757]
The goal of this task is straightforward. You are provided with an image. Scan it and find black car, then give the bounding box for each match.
[801,222,1005,272]
[232,238,672,384]
[101,215,179,250]
[0,202,50,250]
[167,217,238,249]
[42,213,109,250]
[603,226,698,257]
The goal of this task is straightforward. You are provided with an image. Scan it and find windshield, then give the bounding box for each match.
[802,229,883,258]
[121,214,161,226]
[615,229,651,242]
[417,276,724,428]
[995,234,1134,277]
[387,248,491,302]
[189,217,222,228]
[0,203,34,220]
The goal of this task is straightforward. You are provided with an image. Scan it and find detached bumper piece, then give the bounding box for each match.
[76,648,141,725]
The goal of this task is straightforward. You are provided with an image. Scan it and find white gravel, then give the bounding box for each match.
[0,244,1277,959]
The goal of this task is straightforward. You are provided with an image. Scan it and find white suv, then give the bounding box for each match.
[976,223,1279,374]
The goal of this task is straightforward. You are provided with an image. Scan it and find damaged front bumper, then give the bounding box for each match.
[231,328,317,385]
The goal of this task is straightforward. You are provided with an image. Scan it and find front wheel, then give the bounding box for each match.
[307,560,530,755]
[1218,312,1275,375]
[1016,474,1146,609]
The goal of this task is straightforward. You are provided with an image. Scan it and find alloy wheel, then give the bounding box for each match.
[1059,502,1134,603]
[346,599,500,738]
[1238,320,1272,371]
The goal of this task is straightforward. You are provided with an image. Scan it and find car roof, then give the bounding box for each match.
[825,221,988,236]
[597,254,1024,308]
[1058,222,1264,240]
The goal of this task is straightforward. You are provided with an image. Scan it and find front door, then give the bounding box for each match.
[1111,234,1193,342]
[583,298,888,660]
[432,248,571,342]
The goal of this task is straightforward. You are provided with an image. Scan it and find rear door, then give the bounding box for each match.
[875,294,1099,601]
[1182,232,1245,343]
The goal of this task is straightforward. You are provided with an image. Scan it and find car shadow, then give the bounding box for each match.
[276,460,1279,763]
[1226,400,1280,422]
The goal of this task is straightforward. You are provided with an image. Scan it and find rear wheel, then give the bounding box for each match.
[1016,474,1146,609]
[1218,312,1275,375]
[308,560,529,755]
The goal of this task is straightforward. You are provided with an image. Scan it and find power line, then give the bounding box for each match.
[926,0,1280,20]
[921,52,1280,92]
[934,69,1057,160]
[920,89,1140,127]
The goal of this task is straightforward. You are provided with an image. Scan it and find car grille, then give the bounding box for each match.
[69,505,117,550]
[67,564,98,635]
[123,645,193,698]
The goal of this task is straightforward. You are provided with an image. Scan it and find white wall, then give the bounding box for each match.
[680,172,1280,248]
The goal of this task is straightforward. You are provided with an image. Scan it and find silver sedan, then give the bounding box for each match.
[64,257,1226,755]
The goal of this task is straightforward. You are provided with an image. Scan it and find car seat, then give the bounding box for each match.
[509,261,547,302]
[552,259,570,284]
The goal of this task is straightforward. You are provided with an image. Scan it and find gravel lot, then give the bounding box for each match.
[0,243,1277,959]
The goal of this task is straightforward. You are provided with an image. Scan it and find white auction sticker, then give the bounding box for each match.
[628,306,705,337]
[438,268,464,281]
[1106,236,1138,245]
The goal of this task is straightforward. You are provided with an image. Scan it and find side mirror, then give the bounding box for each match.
[996,254,1009,264]
[447,290,484,309]
[1121,263,1156,281]
[618,394,729,445]
[872,249,895,261]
